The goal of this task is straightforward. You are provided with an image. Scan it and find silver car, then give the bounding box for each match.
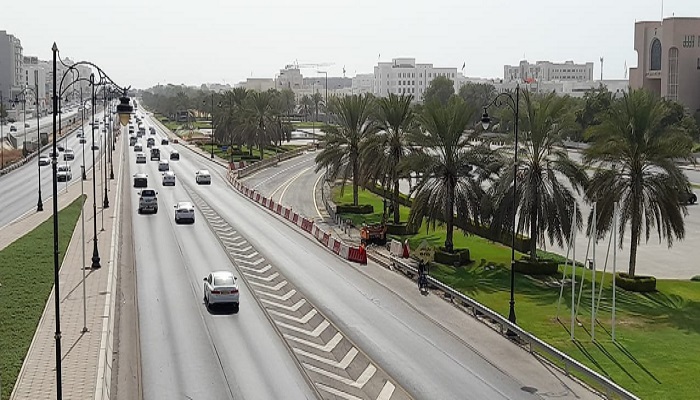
[203,271,240,312]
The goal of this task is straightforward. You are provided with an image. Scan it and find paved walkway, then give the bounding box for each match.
[7,135,125,400]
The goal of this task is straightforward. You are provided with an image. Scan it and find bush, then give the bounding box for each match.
[691,275,700,282]
[336,204,373,214]
[386,222,417,236]
[513,259,559,276]
[615,273,657,292]
[434,248,471,266]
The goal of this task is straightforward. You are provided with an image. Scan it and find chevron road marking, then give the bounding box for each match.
[226,245,253,253]
[250,280,287,291]
[316,384,362,400]
[231,250,259,259]
[285,331,343,352]
[294,346,358,369]
[261,298,306,312]
[377,382,396,400]
[244,271,279,282]
[257,288,296,301]
[223,240,247,248]
[239,264,272,274]
[236,257,265,266]
[276,319,329,337]
[303,363,376,389]
[269,308,317,324]
[219,230,239,238]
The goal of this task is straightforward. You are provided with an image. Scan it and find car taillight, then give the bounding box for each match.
[211,290,221,294]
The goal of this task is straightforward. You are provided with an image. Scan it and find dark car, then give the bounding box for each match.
[680,189,697,205]
[57,144,65,152]
[161,138,169,145]
[133,173,148,188]
[170,150,180,160]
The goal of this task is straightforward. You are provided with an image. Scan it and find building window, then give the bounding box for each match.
[697,57,700,70]
[650,38,662,71]
[683,35,695,48]
[668,47,679,101]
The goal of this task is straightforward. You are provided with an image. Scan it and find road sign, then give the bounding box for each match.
[414,240,434,263]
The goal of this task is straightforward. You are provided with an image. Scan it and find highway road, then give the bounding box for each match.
[135,113,599,399]
[0,109,109,228]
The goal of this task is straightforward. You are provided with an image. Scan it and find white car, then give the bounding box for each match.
[162,171,176,186]
[174,201,194,223]
[136,152,147,164]
[195,170,211,185]
[158,160,169,171]
[56,165,72,182]
[63,148,75,161]
[203,271,239,312]
[38,155,51,166]
[137,188,158,214]
[134,143,143,152]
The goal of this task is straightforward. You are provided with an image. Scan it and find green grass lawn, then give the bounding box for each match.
[197,144,290,162]
[0,195,85,400]
[293,121,332,130]
[333,186,700,399]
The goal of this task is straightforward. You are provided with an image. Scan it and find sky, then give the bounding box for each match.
[1,0,698,89]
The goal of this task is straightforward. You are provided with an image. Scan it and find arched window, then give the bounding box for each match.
[650,38,662,71]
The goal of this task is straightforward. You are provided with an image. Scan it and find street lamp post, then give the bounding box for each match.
[102,85,109,208]
[481,83,520,326]
[1,90,5,169]
[317,70,328,123]
[203,93,215,158]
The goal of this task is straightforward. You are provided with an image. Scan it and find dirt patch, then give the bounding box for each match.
[0,148,24,169]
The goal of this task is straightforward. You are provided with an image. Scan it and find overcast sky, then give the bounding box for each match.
[1,0,697,89]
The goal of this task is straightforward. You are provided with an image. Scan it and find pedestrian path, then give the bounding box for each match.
[8,135,125,400]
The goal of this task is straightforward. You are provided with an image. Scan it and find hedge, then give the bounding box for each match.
[434,248,471,266]
[335,204,374,214]
[615,273,657,292]
[386,222,417,236]
[513,259,560,276]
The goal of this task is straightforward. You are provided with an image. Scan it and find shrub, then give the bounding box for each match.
[386,222,417,236]
[615,273,657,292]
[513,259,559,276]
[336,204,373,214]
[434,248,471,266]
[691,275,700,282]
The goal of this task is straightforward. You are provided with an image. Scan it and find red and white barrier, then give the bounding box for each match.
[276,204,283,214]
[284,208,291,219]
[347,246,367,264]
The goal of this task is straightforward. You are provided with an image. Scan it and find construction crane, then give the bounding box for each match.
[291,60,334,70]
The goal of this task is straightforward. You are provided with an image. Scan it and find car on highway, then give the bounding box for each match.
[91,143,99,151]
[137,188,158,214]
[149,126,156,135]
[38,155,51,166]
[147,137,155,148]
[150,147,160,161]
[24,123,30,128]
[133,173,148,188]
[10,125,17,132]
[161,138,169,145]
[162,171,176,186]
[129,136,137,146]
[56,165,72,182]
[170,150,180,160]
[195,170,211,185]
[174,201,194,224]
[79,137,86,144]
[63,148,75,161]
[134,143,143,152]
[203,271,239,311]
[57,144,65,152]
[136,152,147,164]
[158,160,169,171]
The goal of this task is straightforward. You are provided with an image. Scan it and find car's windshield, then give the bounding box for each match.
[141,190,155,197]
[213,276,234,286]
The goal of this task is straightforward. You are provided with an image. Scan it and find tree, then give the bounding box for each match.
[423,76,455,106]
[458,82,495,122]
[315,94,378,205]
[490,91,588,258]
[311,92,324,122]
[362,93,416,223]
[584,89,693,276]
[241,91,275,159]
[300,95,313,122]
[405,98,496,253]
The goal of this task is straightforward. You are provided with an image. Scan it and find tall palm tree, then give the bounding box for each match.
[584,89,693,276]
[300,95,313,122]
[241,91,275,159]
[362,93,416,223]
[311,92,324,122]
[405,98,496,253]
[490,91,587,258]
[315,94,378,205]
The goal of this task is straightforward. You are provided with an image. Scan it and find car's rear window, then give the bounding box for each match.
[214,276,235,286]
[141,190,156,197]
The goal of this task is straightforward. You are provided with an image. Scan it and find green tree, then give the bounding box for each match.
[241,91,275,159]
[490,91,588,258]
[362,93,416,223]
[405,98,496,253]
[423,76,455,106]
[300,95,313,122]
[311,92,324,122]
[315,94,378,205]
[458,82,495,122]
[584,89,693,276]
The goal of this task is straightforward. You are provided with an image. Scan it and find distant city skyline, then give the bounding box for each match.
[1,0,697,89]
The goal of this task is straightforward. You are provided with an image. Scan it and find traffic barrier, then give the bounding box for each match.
[339,243,350,259]
[312,226,320,238]
[255,193,261,202]
[331,239,341,254]
[321,233,330,247]
[268,200,275,211]
[262,197,269,207]
[276,204,283,214]
[301,218,314,233]
[284,208,291,219]
[292,213,299,224]
[347,245,367,265]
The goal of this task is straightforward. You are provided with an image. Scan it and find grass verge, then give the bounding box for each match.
[333,186,700,399]
[292,121,331,130]
[0,195,85,400]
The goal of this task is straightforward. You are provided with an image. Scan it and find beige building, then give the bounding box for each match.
[504,60,594,83]
[630,17,700,112]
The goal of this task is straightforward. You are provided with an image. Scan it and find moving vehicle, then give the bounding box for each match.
[56,165,72,182]
[360,223,388,245]
[162,171,176,186]
[161,138,169,145]
[158,160,169,171]
[134,143,143,152]
[63,148,75,161]
[138,127,146,137]
[150,147,160,161]
[174,201,194,223]
[203,271,239,311]
[24,123,30,128]
[195,170,211,185]
[133,173,148,188]
[149,126,156,135]
[137,189,158,214]
[57,144,65,152]
[79,137,86,144]
[147,137,155,148]
[136,152,147,164]
[129,136,137,146]
[170,150,180,160]
[9,125,17,132]
[38,155,51,166]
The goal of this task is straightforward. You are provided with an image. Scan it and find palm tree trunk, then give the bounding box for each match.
[445,182,454,253]
[352,151,359,206]
[393,178,400,224]
[628,204,641,277]
[530,205,538,259]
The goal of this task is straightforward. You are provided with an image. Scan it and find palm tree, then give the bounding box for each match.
[315,94,378,205]
[311,92,324,122]
[241,91,275,159]
[300,95,313,121]
[584,89,693,276]
[216,88,249,155]
[490,91,588,258]
[362,93,416,223]
[405,98,496,253]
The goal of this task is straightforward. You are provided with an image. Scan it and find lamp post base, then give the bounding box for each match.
[91,242,101,269]
[110,165,114,180]
[82,166,87,181]
[37,198,44,212]
[103,192,109,209]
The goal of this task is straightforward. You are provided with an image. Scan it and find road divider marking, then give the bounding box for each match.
[377,382,396,400]
[303,363,376,389]
[262,298,306,312]
[270,309,317,324]
[285,332,343,352]
[316,384,362,400]
[277,319,329,337]
[250,280,287,291]
[257,288,296,301]
[295,346,358,369]
[235,257,264,266]
[245,271,279,282]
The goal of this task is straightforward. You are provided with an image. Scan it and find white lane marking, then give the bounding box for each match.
[236,258,265,266]
[231,250,259,259]
[294,346,358,369]
[249,280,287,291]
[252,158,314,189]
[285,332,343,352]
[312,171,325,219]
[276,319,329,337]
[257,288,296,301]
[223,240,247,247]
[316,383,362,400]
[276,166,313,204]
[238,264,272,274]
[269,308,317,324]
[303,363,376,389]
[244,271,279,282]
[219,231,239,238]
[262,298,306,312]
[226,245,253,253]
[377,381,396,400]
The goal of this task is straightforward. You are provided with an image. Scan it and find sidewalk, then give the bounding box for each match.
[8,135,125,400]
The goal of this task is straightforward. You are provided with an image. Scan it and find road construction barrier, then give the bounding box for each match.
[301,218,313,233]
[284,208,291,219]
[322,233,330,247]
[268,200,276,211]
[339,243,350,259]
[292,213,299,224]
[331,239,341,254]
[348,246,367,264]
[276,204,283,214]
[262,197,268,207]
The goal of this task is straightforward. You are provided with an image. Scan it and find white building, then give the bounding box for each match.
[236,78,275,92]
[276,66,304,90]
[373,58,460,102]
[494,79,629,98]
[352,73,374,94]
[504,60,594,83]
[21,56,48,114]
[0,30,24,103]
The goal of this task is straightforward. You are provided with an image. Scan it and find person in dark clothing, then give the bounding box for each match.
[418,261,428,290]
